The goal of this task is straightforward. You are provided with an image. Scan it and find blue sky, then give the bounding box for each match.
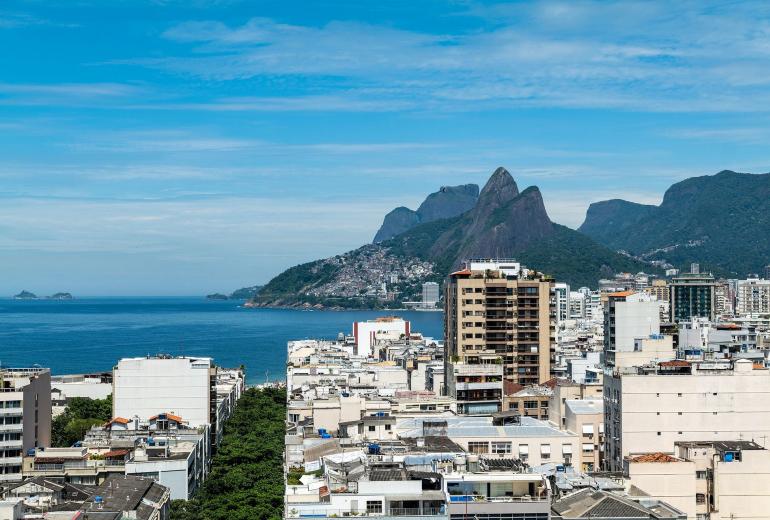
[2,1,770,295]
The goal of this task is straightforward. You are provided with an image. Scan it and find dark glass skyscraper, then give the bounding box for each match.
[668,272,717,322]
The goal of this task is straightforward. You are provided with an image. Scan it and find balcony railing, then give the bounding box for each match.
[448,495,548,503]
[285,509,446,518]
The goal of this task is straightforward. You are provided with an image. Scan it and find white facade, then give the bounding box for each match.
[604,359,770,471]
[605,292,660,353]
[421,282,440,306]
[352,318,410,357]
[736,277,770,314]
[113,357,212,427]
[553,283,570,324]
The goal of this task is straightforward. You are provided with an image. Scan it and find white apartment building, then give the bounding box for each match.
[353,318,410,357]
[604,292,660,353]
[0,368,51,483]
[113,356,243,447]
[554,283,570,324]
[604,359,770,471]
[736,277,770,315]
[626,441,770,520]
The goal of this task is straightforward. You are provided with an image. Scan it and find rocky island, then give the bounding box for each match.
[13,290,38,300]
[48,292,73,300]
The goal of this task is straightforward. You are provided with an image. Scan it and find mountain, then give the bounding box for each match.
[13,290,37,300]
[48,292,73,300]
[252,167,653,308]
[578,170,770,277]
[373,183,479,243]
[578,199,656,246]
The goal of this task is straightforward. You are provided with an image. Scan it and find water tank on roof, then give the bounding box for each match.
[94,496,103,504]
[27,448,36,456]
[368,444,381,455]
[318,428,327,435]
[321,433,332,439]
[724,452,735,462]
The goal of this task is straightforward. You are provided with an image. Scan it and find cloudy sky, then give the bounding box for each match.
[2,0,770,295]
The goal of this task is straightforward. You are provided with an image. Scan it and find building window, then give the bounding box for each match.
[366,501,383,514]
[468,442,489,454]
[696,493,706,504]
[384,424,391,431]
[368,425,376,432]
[492,442,512,454]
[696,471,707,479]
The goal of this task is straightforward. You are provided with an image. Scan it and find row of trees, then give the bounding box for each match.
[171,387,286,520]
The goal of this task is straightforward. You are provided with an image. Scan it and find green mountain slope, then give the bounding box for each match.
[578,170,770,277]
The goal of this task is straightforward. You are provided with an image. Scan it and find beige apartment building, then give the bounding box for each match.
[626,441,770,520]
[604,358,770,471]
[445,260,555,414]
[564,399,604,471]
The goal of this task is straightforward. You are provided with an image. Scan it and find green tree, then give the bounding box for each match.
[171,387,286,520]
[52,395,112,447]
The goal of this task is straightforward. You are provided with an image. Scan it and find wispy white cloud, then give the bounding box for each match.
[122,3,770,113]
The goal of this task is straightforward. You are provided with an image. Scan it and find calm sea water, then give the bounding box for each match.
[0,298,443,384]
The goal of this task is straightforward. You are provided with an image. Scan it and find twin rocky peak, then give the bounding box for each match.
[373,167,555,269]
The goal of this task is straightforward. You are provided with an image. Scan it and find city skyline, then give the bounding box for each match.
[4,1,770,294]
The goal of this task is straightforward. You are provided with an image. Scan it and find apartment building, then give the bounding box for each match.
[0,368,51,483]
[502,383,551,420]
[112,356,243,448]
[604,359,770,471]
[736,276,770,314]
[604,291,660,353]
[669,272,717,322]
[626,441,770,520]
[445,260,556,411]
[564,400,603,471]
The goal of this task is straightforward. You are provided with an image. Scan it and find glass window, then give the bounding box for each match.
[366,501,383,514]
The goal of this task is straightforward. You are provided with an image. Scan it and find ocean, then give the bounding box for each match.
[0,297,444,384]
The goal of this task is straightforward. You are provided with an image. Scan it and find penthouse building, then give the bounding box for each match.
[0,368,51,483]
[444,260,555,414]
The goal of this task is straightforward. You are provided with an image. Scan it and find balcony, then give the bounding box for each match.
[0,456,22,465]
[0,440,22,449]
[0,408,23,417]
[286,509,446,520]
[0,424,23,432]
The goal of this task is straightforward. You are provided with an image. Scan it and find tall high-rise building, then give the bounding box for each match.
[553,282,570,324]
[444,260,555,414]
[0,368,51,483]
[765,265,770,280]
[421,281,440,308]
[668,271,717,322]
[737,277,770,315]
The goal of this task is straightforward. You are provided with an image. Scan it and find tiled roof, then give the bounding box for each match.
[628,453,680,463]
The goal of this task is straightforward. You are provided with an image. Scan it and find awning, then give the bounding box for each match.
[582,424,594,435]
[599,423,605,434]
[562,444,573,454]
[582,443,594,451]
[518,444,529,455]
[540,444,551,455]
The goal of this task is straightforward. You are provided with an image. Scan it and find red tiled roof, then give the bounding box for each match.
[542,377,561,389]
[102,449,129,458]
[503,381,524,395]
[104,417,130,427]
[607,290,635,298]
[149,412,184,423]
[659,360,690,367]
[450,268,472,277]
[629,453,680,463]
